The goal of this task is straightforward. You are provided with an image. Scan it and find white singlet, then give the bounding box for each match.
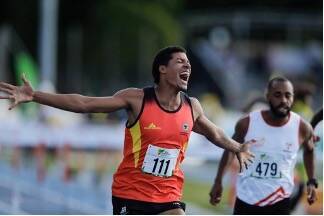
[236,111,301,206]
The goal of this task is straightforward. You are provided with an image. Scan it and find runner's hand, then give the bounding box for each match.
[312,134,320,143]
[0,74,34,110]
[209,181,223,206]
[237,139,255,172]
[307,184,317,205]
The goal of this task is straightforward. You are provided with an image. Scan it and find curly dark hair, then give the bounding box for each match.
[152,46,186,84]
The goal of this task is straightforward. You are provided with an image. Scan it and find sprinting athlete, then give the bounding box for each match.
[0,46,254,215]
[209,77,317,215]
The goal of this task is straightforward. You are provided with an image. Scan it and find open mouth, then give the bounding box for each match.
[278,106,289,112]
[179,73,189,82]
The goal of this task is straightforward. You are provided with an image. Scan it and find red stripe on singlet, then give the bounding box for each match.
[267,194,285,206]
[254,186,285,206]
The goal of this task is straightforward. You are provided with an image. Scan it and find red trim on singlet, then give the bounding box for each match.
[254,186,285,206]
[267,194,285,206]
[260,111,291,127]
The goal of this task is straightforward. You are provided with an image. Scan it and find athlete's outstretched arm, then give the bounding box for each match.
[300,120,317,205]
[209,117,249,206]
[0,75,137,113]
[190,98,254,162]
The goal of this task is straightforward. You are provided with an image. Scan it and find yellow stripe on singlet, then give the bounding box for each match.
[182,141,188,152]
[129,121,142,168]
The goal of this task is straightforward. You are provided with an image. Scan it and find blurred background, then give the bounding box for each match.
[0,0,322,214]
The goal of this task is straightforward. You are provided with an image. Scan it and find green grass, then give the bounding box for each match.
[182,178,232,214]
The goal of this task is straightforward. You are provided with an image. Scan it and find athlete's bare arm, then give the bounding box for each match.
[209,116,250,206]
[310,108,322,142]
[190,97,254,166]
[0,76,143,122]
[300,119,317,205]
[310,108,322,129]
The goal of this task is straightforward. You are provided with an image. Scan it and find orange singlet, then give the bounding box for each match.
[112,87,194,203]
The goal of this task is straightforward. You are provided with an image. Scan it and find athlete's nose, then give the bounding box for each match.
[279,95,288,105]
[183,62,191,71]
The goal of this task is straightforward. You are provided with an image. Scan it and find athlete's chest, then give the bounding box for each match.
[246,126,299,154]
[138,104,193,143]
[244,129,299,180]
[140,113,192,139]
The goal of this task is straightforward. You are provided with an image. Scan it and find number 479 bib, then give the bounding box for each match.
[142,144,180,177]
[250,152,282,179]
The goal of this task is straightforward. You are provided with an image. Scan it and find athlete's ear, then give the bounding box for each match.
[159,65,167,74]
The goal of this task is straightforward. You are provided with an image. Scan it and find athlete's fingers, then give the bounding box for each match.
[22,73,29,84]
[239,162,243,172]
[307,194,315,205]
[209,194,221,205]
[211,197,221,205]
[0,86,13,94]
[0,95,14,99]
[246,139,256,146]
[215,197,221,203]
[244,161,248,170]
[0,82,15,90]
[307,187,317,205]
[209,196,215,205]
[237,156,242,172]
[209,191,215,204]
[9,101,18,110]
[310,189,317,203]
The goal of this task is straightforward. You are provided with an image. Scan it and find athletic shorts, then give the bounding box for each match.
[112,196,186,215]
[233,197,290,215]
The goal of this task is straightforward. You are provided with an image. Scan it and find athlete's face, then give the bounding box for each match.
[160,52,191,91]
[267,81,294,118]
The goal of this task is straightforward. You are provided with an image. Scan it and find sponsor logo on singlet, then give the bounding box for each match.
[180,122,190,135]
[158,149,171,157]
[283,142,293,153]
[144,123,161,130]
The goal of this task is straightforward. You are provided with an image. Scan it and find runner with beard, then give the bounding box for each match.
[209,77,318,215]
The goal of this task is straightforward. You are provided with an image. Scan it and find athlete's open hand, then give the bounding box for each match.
[209,181,223,206]
[0,74,34,110]
[307,184,317,205]
[237,139,255,172]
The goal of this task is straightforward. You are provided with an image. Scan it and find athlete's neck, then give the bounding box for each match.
[154,85,181,111]
[262,110,290,127]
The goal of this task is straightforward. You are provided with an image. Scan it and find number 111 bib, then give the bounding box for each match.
[142,144,180,177]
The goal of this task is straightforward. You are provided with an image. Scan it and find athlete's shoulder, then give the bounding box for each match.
[184,97,203,122]
[114,87,144,98]
[296,115,314,148]
[298,115,313,137]
[187,97,201,111]
[235,114,250,131]
[231,114,250,141]
[188,96,199,104]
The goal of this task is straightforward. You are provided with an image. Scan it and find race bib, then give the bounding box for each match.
[142,144,180,177]
[250,152,282,179]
